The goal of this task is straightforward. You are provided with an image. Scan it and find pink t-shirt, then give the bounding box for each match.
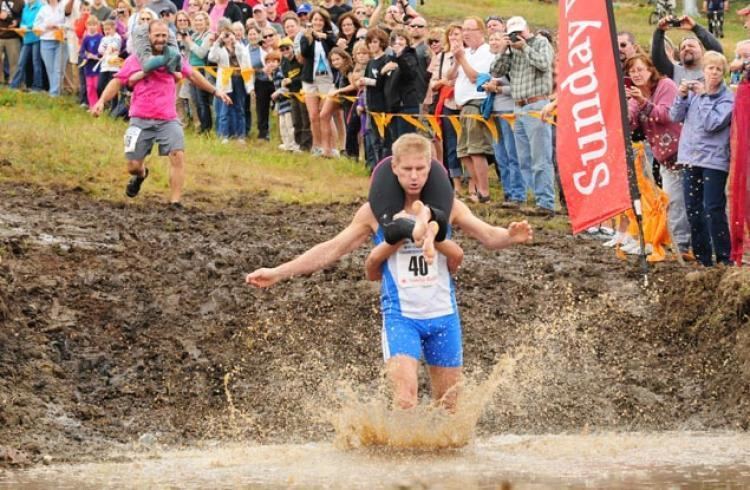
[116,55,194,121]
[208,3,227,33]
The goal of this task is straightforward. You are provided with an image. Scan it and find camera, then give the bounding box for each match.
[508,31,521,43]
[666,17,682,27]
[116,8,125,14]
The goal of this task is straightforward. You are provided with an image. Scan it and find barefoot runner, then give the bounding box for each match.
[91,19,231,207]
[245,134,533,411]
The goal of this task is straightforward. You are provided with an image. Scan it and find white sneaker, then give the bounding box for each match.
[311,147,323,157]
[278,143,287,151]
[221,138,229,144]
[603,232,626,248]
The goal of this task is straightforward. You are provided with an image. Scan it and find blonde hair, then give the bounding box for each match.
[703,50,729,75]
[392,134,431,164]
[736,39,750,56]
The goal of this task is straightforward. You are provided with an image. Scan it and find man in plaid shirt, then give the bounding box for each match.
[491,16,555,216]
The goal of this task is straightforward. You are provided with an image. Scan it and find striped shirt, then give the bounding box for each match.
[490,35,554,102]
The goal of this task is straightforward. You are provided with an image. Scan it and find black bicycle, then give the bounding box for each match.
[648,0,676,24]
[707,9,725,38]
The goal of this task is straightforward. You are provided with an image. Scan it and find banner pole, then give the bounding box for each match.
[605,0,650,285]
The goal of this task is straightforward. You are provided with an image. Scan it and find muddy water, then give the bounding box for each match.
[4,432,750,489]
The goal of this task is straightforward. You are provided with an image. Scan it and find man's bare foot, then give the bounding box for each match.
[422,221,439,265]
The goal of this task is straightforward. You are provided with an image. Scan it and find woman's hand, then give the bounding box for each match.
[626,86,646,105]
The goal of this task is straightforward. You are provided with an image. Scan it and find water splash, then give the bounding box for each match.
[324,356,519,450]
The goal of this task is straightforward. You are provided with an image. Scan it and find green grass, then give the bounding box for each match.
[1,0,747,209]
[0,88,370,205]
[422,0,749,54]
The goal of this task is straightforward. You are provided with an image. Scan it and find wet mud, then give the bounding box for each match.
[0,183,748,468]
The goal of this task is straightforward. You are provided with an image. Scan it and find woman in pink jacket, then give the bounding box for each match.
[625,53,691,257]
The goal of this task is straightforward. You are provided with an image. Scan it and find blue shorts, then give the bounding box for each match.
[381,313,463,368]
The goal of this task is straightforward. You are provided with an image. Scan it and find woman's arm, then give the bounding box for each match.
[365,241,401,281]
[434,239,464,274]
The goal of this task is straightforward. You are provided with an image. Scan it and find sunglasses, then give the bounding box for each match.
[619,42,629,48]
[428,39,440,44]
[409,24,425,28]
[160,11,171,17]
[355,10,366,15]
[263,33,276,38]
[263,2,274,6]
[280,45,291,50]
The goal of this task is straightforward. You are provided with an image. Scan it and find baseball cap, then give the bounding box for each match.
[506,16,527,34]
[296,3,312,15]
[252,3,265,10]
[362,0,376,6]
[279,36,293,47]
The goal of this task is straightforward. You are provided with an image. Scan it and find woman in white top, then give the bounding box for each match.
[34,0,67,95]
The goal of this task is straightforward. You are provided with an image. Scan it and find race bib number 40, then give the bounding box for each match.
[396,244,438,288]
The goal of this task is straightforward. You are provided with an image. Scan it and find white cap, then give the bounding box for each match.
[506,16,528,34]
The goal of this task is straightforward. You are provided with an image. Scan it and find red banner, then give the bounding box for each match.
[557,0,633,234]
[729,80,750,265]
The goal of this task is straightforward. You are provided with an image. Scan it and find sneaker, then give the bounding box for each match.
[501,200,522,209]
[331,149,341,159]
[603,232,626,248]
[237,138,246,145]
[478,193,491,204]
[278,143,287,151]
[125,168,148,198]
[311,147,324,157]
[221,138,229,144]
[168,202,184,211]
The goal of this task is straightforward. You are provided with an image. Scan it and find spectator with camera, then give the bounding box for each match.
[730,39,750,85]
[491,16,555,215]
[651,14,723,85]
[669,51,734,267]
[624,54,691,257]
[208,28,253,142]
[300,8,337,155]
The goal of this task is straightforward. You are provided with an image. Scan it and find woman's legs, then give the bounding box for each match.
[319,97,339,156]
[305,93,322,152]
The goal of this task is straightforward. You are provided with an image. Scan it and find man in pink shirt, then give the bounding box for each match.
[92,20,230,207]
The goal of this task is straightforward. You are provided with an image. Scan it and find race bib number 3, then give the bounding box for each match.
[396,245,438,288]
[124,126,142,154]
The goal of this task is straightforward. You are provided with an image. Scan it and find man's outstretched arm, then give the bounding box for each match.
[451,199,533,249]
[246,204,375,288]
[90,77,122,117]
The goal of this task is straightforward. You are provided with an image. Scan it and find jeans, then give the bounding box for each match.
[364,114,389,172]
[683,166,731,266]
[441,106,462,179]
[493,111,524,202]
[40,39,63,96]
[513,99,555,210]
[10,41,43,90]
[254,79,274,139]
[216,77,247,138]
[291,96,312,150]
[660,166,691,252]
[342,99,360,159]
[389,105,419,143]
[190,79,213,132]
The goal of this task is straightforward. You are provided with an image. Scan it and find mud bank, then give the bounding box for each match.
[0,183,748,467]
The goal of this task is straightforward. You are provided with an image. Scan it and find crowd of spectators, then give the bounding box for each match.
[1,0,749,266]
